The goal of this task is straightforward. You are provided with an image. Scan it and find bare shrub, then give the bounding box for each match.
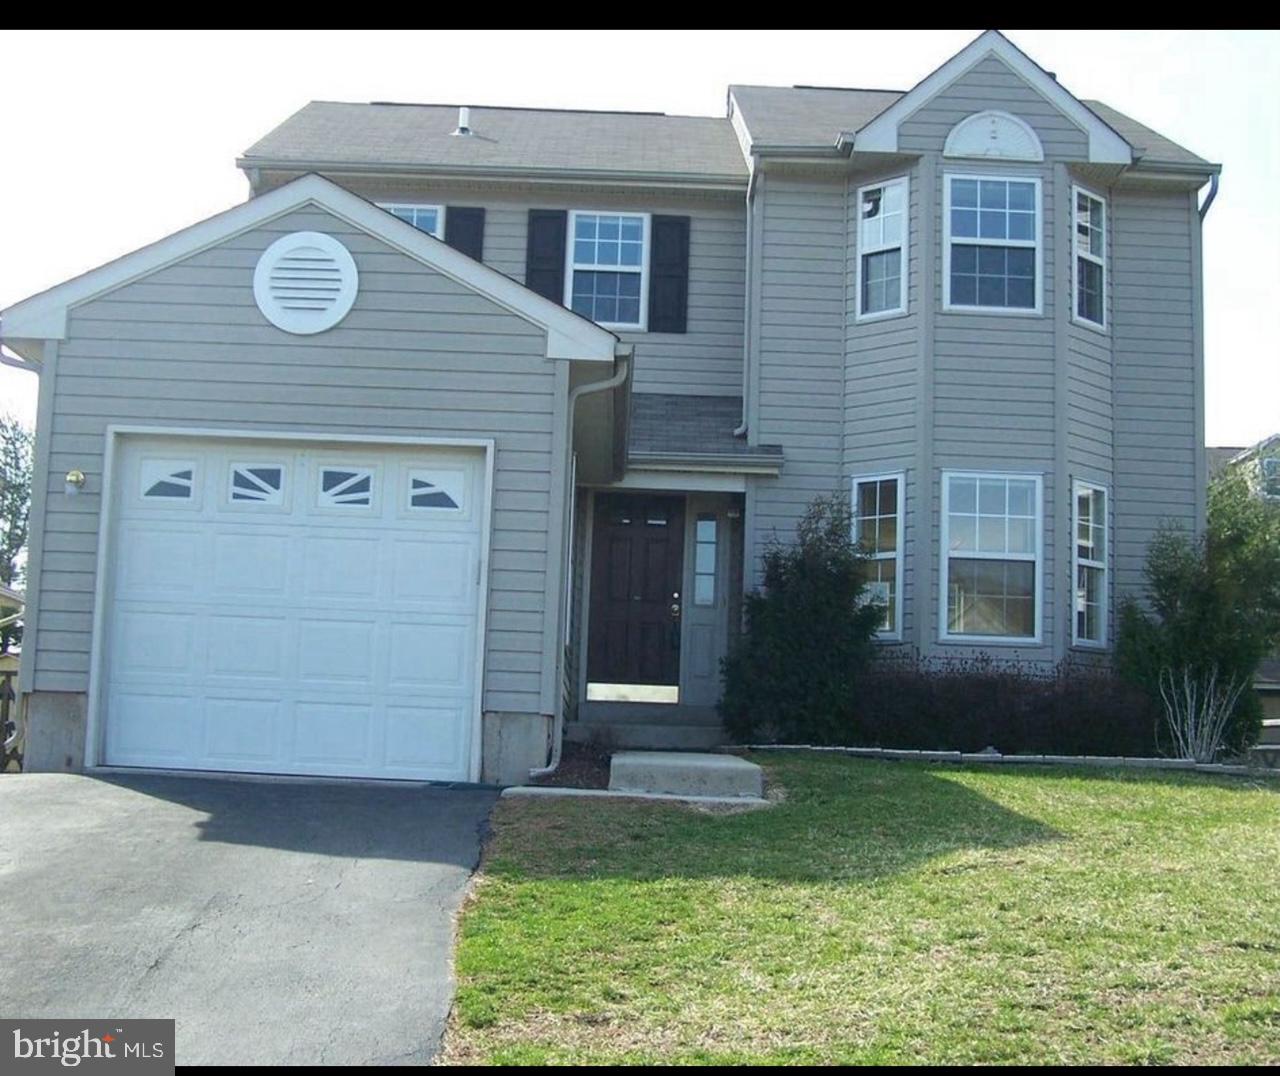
[1158,665,1249,763]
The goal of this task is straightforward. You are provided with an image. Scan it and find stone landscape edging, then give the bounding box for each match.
[729,744,1279,777]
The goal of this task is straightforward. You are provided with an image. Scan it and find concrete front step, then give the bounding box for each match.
[566,722,727,751]
[609,751,765,799]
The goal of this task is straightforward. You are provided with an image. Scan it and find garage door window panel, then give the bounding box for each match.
[229,463,287,507]
[318,466,377,509]
[140,459,198,503]
[407,469,464,512]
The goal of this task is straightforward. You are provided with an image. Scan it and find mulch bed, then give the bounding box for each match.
[529,740,612,789]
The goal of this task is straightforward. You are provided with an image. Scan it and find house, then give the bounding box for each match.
[0,31,1218,784]
[1208,435,1280,724]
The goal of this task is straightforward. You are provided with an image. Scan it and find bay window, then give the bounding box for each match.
[856,177,908,319]
[853,473,904,637]
[941,472,1042,642]
[1073,187,1106,328]
[944,175,1041,313]
[1073,482,1108,645]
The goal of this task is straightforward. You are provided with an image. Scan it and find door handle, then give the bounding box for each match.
[669,592,681,621]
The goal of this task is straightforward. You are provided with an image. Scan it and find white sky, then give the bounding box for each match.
[1,29,1276,446]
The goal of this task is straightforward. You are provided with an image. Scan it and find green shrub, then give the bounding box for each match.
[719,493,883,743]
[1117,469,1280,755]
[848,652,1159,756]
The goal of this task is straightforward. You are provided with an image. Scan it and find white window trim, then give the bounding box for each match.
[1071,479,1109,648]
[942,173,1043,316]
[939,470,1044,646]
[854,176,910,322]
[1071,184,1107,333]
[376,202,445,240]
[852,471,905,641]
[564,209,651,332]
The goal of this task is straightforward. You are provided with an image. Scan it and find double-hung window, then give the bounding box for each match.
[856,177,908,319]
[1073,482,1108,646]
[566,211,649,329]
[941,472,1042,642]
[853,473,904,638]
[1073,187,1106,328]
[379,203,444,238]
[944,175,1041,313]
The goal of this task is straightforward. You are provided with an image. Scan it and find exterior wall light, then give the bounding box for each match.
[64,469,87,497]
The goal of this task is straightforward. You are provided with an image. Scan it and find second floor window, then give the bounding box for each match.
[566,211,649,329]
[1073,187,1106,328]
[944,175,1040,313]
[380,203,444,239]
[857,177,908,319]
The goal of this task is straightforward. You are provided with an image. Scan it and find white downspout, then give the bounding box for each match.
[734,167,758,437]
[528,350,632,781]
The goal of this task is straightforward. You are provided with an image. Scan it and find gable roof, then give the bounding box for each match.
[730,33,1214,172]
[239,101,749,187]
[847,30,1131,163]
[0,174,621,364]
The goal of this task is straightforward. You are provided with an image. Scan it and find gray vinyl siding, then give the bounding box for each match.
[747,172,846,584]
[927,155,1060,659]
[257,173,746,398]
[846,165,923,639]
[1065,175,1116,491]
[33,206,562,717]
[1110,187,1200,597]
[898,55,1089,160]
[852,56,1097,660]
[744,53,1203,667]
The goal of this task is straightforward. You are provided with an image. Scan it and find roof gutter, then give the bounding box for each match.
[528,351,632,782]
[627,451,783,476]
[237,158,749,193]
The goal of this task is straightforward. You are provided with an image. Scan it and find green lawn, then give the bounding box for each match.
[447,754,1280,1065]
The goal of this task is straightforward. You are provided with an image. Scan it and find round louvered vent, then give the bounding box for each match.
[252,231,359,334]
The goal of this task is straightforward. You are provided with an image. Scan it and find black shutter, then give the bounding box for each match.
[444,206,485,262]
[648,215,690,333]
[525,209,568,303]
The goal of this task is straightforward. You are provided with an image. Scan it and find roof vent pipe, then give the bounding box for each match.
[453,106,472,136]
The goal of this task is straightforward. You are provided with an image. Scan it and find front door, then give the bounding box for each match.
[587,493,685,690]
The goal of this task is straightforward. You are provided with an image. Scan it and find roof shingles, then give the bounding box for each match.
[241,85,1211,181]
[241,101,749,181]
[629,394,781,460]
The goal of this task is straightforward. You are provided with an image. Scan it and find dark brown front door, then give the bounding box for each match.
[587,493,685,686]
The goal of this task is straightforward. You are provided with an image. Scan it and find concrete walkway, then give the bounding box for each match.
[0,773,497,1066]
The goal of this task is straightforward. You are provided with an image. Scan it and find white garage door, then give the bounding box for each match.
[101,435,486,781]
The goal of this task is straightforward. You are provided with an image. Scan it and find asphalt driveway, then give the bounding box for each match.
[0,772,497,1065]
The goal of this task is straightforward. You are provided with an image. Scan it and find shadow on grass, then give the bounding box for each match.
[488,753,1067,885]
